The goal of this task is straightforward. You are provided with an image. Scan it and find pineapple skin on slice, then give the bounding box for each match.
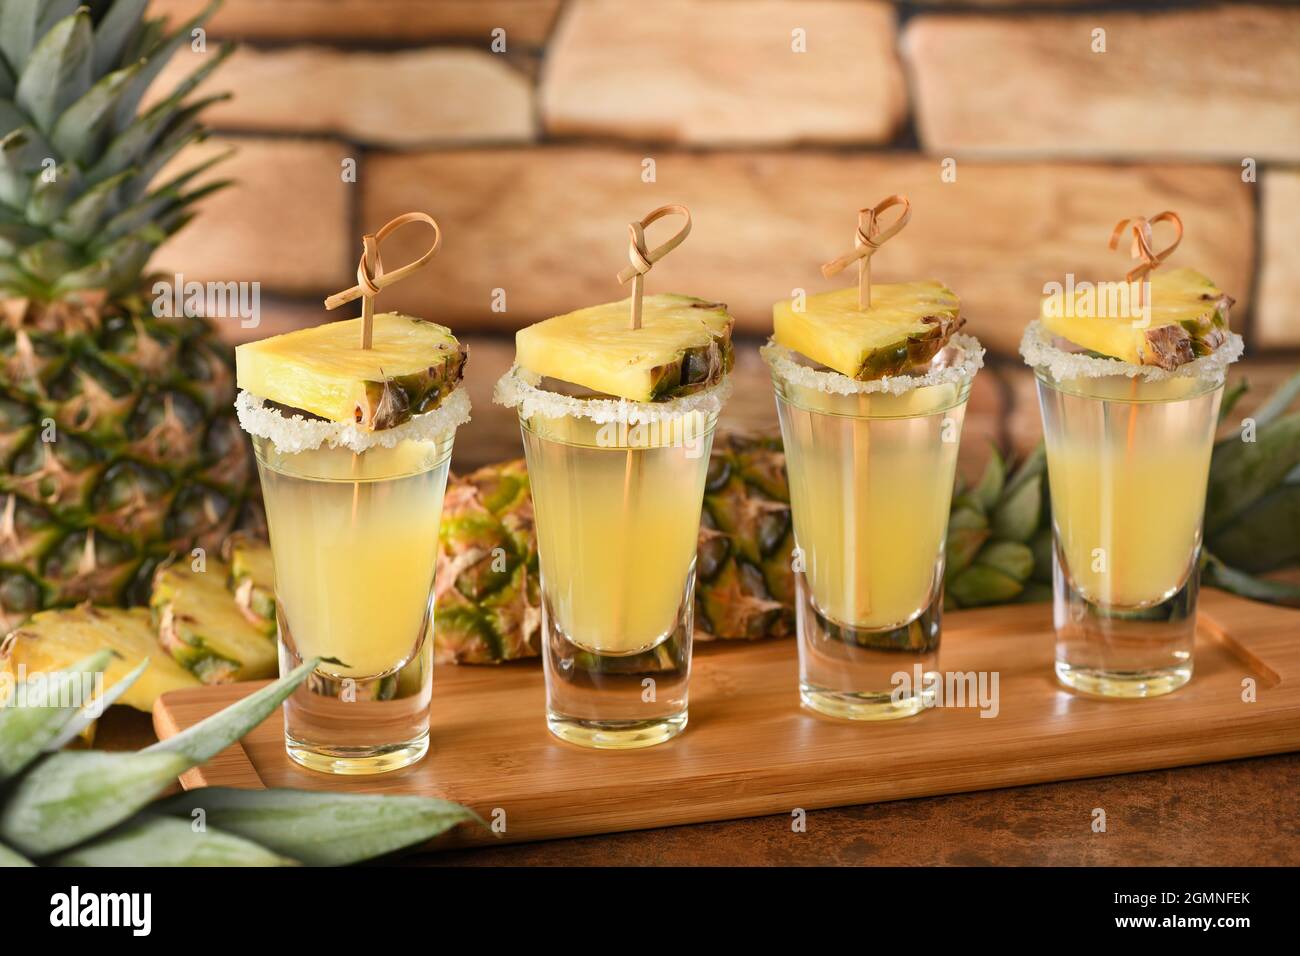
[224,534,276,636]
[1,607,200,712]
[773,281,963,380]
[515,294,734,402]
[1040,267,1232,369]
[150,560,277,683]
[235,313,467,429]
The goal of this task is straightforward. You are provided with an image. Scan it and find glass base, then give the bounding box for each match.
[1053,539,1197,700]
[799,683,934,721]
[286,731,429,775]
[546,711,687,750]
[1054,662,1192,699]
[795,570,942,722]
[278,623,434,775]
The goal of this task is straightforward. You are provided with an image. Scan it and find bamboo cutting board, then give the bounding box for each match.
[153,589,1300,849]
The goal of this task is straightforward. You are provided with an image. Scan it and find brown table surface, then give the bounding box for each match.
[100,708,1299,866]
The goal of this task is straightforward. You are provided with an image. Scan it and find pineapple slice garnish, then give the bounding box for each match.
[1,607,200,712]
[1039,267,1232,369]
[773,281,963,380]
[516,294,734,402]
[235,313,467,429]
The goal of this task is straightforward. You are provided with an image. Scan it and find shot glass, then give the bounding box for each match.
[513,380,721,749]
[252,428,457,774]
[1035,370,1222,697]
[766,345,978,720]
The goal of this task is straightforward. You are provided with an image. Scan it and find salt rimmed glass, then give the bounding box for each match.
[1022,321,1243,698]
[496,366,728,749]
[763,336,983,720]
[237,389,470,774]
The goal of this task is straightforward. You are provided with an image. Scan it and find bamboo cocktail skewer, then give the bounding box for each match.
[819,196,913,621]
[323,212,444,524]
[611,204,693,641]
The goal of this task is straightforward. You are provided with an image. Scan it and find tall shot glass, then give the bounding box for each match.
[503,369,723,749]
[764,341,981,720]
[1034,367,1223,698]
[244,392,467,774]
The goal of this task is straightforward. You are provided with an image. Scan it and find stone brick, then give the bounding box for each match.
[149,45,534,147]
[151,137,354,298]
[542,0,906,145]
[905,5,1300,161]
[1256,171,1300,349]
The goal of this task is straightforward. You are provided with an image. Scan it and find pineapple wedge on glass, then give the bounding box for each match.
[500,291,733,748]
[774,281,962,380]
[235,304,469,774]
[765,276,981,720]
[516,294,733,401]
[1040,267,1231,370]
[236,314,466,429]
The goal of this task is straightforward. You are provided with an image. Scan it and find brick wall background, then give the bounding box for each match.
[146,0,1300,473]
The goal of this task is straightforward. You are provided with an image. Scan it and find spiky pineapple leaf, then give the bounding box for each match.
[92,0,150,76]
[1206,412,1300,535]
[1202,552,1300,609]
[24,161,80,227]
[0,0,45,79]
[15,7,93,133]
[1208,483,1300,573]
[1250,369,1300,430]
[50,59,143,165]
[111,0,222,132]
[991,473,1042,544]
[972,448,1005,513]
[49,166,133,244]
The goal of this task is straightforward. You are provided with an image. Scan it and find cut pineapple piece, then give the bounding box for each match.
[1040,267,1232,369]
[1,607,200,712]
[235,313,467,429]
[773,281,963,380]
[151,560,277,683]
[516,294,733,402]
[224,534,275,636]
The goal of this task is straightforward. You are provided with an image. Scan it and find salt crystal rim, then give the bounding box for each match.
[760,333,985,396]
[235,387,471,454]
[493,364,731,423]
[1019,320,1243,384]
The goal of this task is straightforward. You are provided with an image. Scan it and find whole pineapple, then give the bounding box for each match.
[0,1,253,631]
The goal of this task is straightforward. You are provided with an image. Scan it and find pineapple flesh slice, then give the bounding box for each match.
[151,560,277,684]
[1040,267,1232,369]
[225,534,276,636]
[773,281,963,380]
[516,294,734,402]
[235,313,467,429]
[1,607,200,712]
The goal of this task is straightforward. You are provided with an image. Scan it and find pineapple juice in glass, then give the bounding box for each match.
[1025,222,1241,698]
[236,311,470,773]
[497,207,731,748]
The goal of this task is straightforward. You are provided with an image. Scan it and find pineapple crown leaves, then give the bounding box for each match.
[0,0,234,302]
[0,655,483,865]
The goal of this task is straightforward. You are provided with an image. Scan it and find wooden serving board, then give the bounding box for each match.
[153,589,1300,849]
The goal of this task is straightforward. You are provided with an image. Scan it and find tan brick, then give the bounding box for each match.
[905,5,1300,161]
[149,0,561,46]
[148,46,534,147]
[151,137,354,297]
[1257,171,1300,350]
[541,0,906,145]
[360,148,1254,356]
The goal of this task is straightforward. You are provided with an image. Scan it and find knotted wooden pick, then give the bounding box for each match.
[324,211,443,349]
[1108,211,1182,309]
[821,195,911,310]
[616,203,692,330]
